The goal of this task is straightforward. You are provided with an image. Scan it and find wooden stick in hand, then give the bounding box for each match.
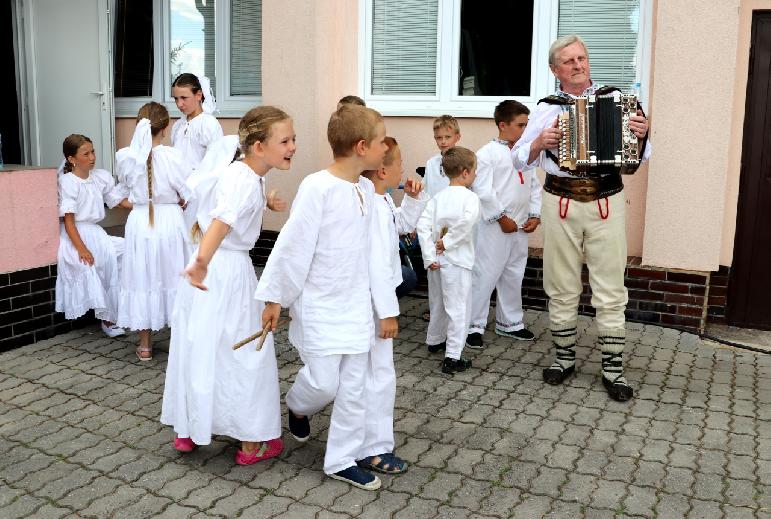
[232,318,289,351]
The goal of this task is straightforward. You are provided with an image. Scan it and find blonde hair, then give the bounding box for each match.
[441,146,476,178]
[432,115,460,134]
[136,102,170,227]
[238,105,291,156]
[191,106,291,243]
[62,134,93,173]
[327,105,383,159]
[549,35,588,66]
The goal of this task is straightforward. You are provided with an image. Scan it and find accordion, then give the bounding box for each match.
[557,91,641,175]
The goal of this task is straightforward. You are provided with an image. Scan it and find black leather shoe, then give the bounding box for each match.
[602,376,634,402]
[542,364,575,385]
[442,357,472,374]
[427,341,446,353]
[465,333,483,349]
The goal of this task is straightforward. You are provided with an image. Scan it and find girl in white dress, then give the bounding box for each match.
[161,106,294,465]
[55,134,130,336]
[115,102,191,361]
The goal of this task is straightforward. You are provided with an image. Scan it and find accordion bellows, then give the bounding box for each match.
[558,92,641,175]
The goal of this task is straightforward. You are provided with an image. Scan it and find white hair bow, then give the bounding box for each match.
[197,75,217,114]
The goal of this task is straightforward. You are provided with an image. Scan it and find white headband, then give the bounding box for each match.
[197,75,217,114]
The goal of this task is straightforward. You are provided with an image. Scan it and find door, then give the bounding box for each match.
[727,11,771,329]
[18,0,113,170]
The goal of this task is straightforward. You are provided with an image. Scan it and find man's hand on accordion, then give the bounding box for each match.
[529,118,562,164]
[629,109,649,139]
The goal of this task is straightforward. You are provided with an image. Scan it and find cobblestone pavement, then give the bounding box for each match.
[0,297,770,518]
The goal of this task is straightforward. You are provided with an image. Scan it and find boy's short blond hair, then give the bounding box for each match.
[432,114,460,134]
[361,136,399,179]
[441,146,476,178]
[328,105,384,158]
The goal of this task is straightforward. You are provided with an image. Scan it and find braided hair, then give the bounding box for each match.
[136,102,170,227]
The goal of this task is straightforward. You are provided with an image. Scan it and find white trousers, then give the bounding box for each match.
[426,262,472,359]
[358,321,396,460]
[285,351,368,474]
[542,190,628,333]
[469,222,528,334]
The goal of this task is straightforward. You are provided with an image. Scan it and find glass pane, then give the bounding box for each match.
[371,0,438,96]
[458,1,533,97]
[114,0,153,97]
[170,0,216,94]
[231,0,261,96]
[558,0,640,93]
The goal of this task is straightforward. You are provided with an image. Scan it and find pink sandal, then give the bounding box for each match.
[235,438,284,466]
[173,436,196,453]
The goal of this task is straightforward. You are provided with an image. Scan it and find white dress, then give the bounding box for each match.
[115,144,191,331]
[55,170,125,322]
[161,161,281,444]
[171,113,224,177]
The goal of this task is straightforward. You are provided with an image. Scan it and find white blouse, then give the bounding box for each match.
[171,113,224,176]
[115,145,191,205]
[59,169,123,222]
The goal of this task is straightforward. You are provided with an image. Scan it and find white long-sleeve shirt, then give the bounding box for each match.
[473,139,542,224]
[512,83,652,177]
[424,154,449,198]
[171,113,224,177]
[371,192,427,297]
[416,186,481,270]
[254,170,396,356]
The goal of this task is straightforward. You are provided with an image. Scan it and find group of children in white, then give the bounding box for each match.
[53,71,541,488]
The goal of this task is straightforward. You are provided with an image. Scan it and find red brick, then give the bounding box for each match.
[650,281,691,294]
[710,275,729,286]
[667,271,708,285]
[677,305,704,317]
[661,313,701,329]
[627,267,667,280]
[628,289,666,302]
[625,278,651,290]
[709,286,726,297]
[690,285,706,296]
[664,293,703,305]
[707,295,726,306]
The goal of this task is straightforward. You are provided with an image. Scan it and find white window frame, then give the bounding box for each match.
[359,0,653,118]
[114,0,261,118]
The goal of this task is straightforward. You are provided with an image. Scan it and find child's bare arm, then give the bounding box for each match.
[185,219,230,290]
[63,213,94,266]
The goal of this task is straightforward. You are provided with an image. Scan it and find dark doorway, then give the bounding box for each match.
[727,11,771,329]
[0,1,22,165]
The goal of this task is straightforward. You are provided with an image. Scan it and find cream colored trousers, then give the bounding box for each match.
[541,190,628,343]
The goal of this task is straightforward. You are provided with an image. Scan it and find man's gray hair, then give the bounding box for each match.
[549,35,588,65]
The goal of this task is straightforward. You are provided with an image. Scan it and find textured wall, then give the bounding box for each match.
[0,168,59,273]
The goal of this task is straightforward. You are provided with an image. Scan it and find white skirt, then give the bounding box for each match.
[55,222,124,322]
[160,247,281,444]
[117,204,189,331]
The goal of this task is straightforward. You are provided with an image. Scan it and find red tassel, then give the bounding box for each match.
[597,198,609,220]
[559,197,570,219]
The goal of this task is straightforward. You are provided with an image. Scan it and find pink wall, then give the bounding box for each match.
[0,168,59,273]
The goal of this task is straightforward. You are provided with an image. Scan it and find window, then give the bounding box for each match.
[361,0,651,117]
[114,0,262,117]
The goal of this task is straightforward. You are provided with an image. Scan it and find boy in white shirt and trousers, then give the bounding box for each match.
[256,105,396,491]
[417,147,481,374]
[358,136,426,474]
[466,100,542,350]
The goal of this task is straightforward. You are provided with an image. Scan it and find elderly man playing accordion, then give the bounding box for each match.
[512,35,651,402]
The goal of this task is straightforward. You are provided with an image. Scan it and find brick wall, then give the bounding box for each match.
[706,266,730,325]
[0,265,94,352]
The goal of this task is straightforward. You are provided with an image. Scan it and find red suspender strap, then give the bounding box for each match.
[597,197,610,220]
[559,197,570,219]
[518,171,524,184]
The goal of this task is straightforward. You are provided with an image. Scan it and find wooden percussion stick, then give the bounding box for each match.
[232,318,289,351]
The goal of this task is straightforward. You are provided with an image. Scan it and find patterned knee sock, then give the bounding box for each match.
[548,323,577,371]
[599,329,627,384]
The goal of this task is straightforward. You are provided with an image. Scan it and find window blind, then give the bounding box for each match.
[231,0,261,96]
[371,0,438,95]
[558,0,640,93]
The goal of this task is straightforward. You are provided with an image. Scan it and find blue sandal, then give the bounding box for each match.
[357,452,408,474]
